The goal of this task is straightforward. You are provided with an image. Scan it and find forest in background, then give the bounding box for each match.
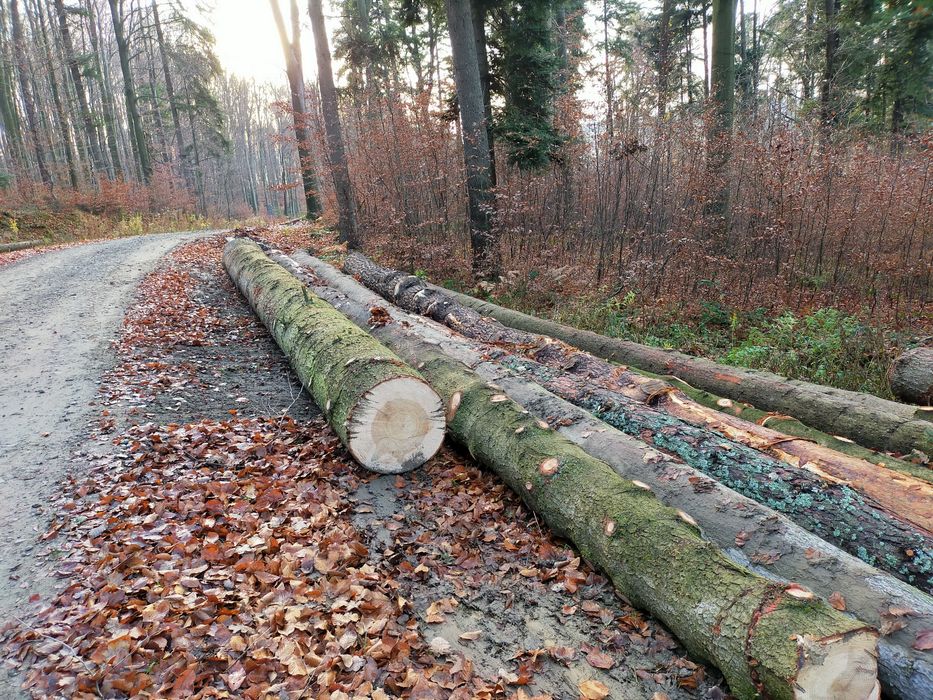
[0,0,930,395]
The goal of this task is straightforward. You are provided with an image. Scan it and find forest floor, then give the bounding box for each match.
[0,232,726,699]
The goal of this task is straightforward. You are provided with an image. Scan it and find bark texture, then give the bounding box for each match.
[282,253,878,700]
[308,0,358,246]
[891,346,933,406]
[295,251,926,700]
[223,238,443,473]
[344,253,933,535]
[445,0,499,277]
[647,370,933,484]
[431,285,933,459]
[0,239,40,253]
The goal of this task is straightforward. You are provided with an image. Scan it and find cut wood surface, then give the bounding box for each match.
[0,239,41,253]
[223,238,445,473]
[891,346,933,406]
[295,250,929,700]
[644,370,933,484]
[432,282,933,459]
[277,251,880,700]
[344,253,933,536]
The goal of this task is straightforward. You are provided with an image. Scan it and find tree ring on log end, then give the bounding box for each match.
[346,377,445,474]
[793,629,878,700]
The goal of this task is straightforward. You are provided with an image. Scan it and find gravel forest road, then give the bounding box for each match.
[0,232,211,638]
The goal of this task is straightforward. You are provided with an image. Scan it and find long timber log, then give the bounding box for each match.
[432,282,933,459]
[264,249,882,699]
[223,238,445,473]
[293,250,930,700]
[343,252,933,535]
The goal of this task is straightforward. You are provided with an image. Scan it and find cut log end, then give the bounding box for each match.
[794,629,878,700]
[346,376,446,474]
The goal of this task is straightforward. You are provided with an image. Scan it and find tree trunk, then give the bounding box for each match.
[820,0,840,132]
[269,0,321,219]
[891,346,933,406]
[342,252,933,588]
[307,0,358,247]
[10,0,51,187]
[445,0,499,278]
[471,0,496,187]
[280,250,880,700]
[34,0,79,189]
[152,0,190,189]
[707,0,736,235]
[222,238,444,473]
[107,0,151,182]
[0,239,41,253]
[430,285,933,460]
[85,0,121,179]
[300,248,928,699]
[54,0,105,178]
[657,0,674,118]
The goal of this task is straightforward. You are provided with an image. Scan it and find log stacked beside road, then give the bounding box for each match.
[223,240,933,698]
[223,238,445,473]
[432,282,933,460]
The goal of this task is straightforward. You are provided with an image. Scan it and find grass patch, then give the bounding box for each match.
[473,287,900,399]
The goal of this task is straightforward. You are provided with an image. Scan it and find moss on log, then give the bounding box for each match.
[498,354,933,591]
[639,370,933,485]
[279,255,876,698]
[222,238,444,473]
[298,250,930,700]
[434,284,933,460]
[0,239,41,253]
[344,252,933,533]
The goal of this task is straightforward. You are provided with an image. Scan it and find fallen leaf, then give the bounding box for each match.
[578,679,610,699]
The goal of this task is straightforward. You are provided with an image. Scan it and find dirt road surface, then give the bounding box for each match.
[0,233,209,637]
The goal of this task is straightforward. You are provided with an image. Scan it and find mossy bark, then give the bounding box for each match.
[299,251,928,700]
[434,283,933,460]
[499,355,933,591]
[223,238,442,472]
[343,253,933,531]
[424,356,876,699]
[0,239,41,253]
[643,370,933,484]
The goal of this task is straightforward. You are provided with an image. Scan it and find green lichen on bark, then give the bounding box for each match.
[416,353,874,700]
[639,370,933,485]
[500,356,933,592]
[223,238,430,451]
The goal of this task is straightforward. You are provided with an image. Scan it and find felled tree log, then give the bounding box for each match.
[294,251,926,700]
[497,354,933,591]
[277,252,879,699]
[344,252,933,534]
[223,238,445,473]
[0,239,41,253]
[431,281,933,459]
[891,346,933,406]
[646,370,933,484]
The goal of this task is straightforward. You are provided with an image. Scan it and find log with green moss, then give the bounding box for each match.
[433,282,933,460]
[0,239,41,253]
[277,252,880,698]
[222,238,445,473]
[640,370,933,484]
[344,252,933,534]
[293,251,930,699]
[496,354,933,590]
